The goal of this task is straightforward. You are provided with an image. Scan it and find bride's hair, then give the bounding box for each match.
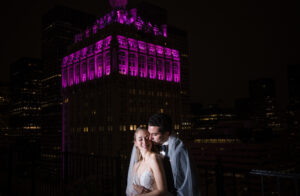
[134,127,148,161]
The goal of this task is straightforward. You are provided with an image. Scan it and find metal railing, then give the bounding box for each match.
[1,144,299,196]
[250,169,300,196]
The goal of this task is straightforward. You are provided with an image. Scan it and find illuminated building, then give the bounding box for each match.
[9,58,42,137]
[61,1,189,184]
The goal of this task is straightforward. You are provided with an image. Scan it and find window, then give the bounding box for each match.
[129,52,138,76]
[104,51,111,75]
[117,35,128,49]
[157,58,164,80]
[138,41,147,53]
[173,61,180,82]
[95,40,103,53]
[103,36,112,50]
[165,60,172,81]
[62,68,68,87]
[95,54,103,78]
[74,63,80,84]
[128,38,138,51]
[80,60,87,82]
[68,65,74,86]
[148,57,156,79]
[118,50,128,75]
[88,57,95,80]
[139,54,147,77]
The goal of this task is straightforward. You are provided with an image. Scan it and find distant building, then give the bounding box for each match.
[9,58,42,137]
[287,64,300,135]
[40,6,96,178]
[235,97,253,120]
[0,82,10,135]
[190,133,296,196]
[190,104,236,139]
[249,78,281,130]
[189,118,296,196]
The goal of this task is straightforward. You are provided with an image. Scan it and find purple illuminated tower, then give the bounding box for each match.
[61,1,190,187]
[109,0,127,8]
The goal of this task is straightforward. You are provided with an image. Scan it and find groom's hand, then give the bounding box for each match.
[133,184,151,194]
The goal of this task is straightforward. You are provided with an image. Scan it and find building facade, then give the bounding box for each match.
[249,78,281,131]
[40,6,96,179]
[0,82,10,136]
[61,2,190,187]
[9,58,42,137]
[287,64,300,135]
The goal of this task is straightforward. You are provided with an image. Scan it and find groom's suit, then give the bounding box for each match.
[160,149,176,195]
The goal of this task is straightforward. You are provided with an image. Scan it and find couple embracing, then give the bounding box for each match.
[126,114,201,196]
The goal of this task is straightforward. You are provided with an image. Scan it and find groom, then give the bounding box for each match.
[134,113,201,196]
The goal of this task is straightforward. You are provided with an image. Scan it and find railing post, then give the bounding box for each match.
[216,159,224,196]
[261,175,264,196]
[31,142,36,196]
[233,170,237,196]
[115,156,121,196]
[277,176,280,196]
[205,167,208,196]
[63,151,69,196]
[8,145,13,196]
[295,178,298,196]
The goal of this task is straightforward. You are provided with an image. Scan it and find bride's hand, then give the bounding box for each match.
[133,184,143,194]
[133,184,151,194]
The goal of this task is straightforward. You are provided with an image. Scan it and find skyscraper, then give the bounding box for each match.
[287,65,300,133]
[0,82,9,136]
[249,78,280,130]
[9,58,42,137]
[40,6,96,178]
[60,0,190,189]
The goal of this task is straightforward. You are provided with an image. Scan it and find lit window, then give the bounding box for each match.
[104,51,111,75]
[139,54,147,78]
[87,56,95,80]
[95,54,103,78]
[80,60,87,82]
[64,98,69,103]
[118,50,128,75]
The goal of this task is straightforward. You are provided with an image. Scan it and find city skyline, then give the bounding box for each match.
[1,0,299,107]
[0,1,299,195]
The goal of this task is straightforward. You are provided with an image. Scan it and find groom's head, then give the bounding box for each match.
[148,113,172,145]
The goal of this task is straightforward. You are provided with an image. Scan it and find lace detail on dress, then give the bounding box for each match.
[133,169,155,191]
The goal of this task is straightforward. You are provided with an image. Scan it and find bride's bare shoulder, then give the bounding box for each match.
[149,152,162,162]
[133,161,141,170]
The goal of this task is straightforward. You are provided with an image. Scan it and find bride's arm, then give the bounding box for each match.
[136,154,167,196]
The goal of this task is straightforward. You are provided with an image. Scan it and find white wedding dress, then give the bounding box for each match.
[133,168,155,191]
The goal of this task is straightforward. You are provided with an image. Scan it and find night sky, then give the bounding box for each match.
[0,0,299,108]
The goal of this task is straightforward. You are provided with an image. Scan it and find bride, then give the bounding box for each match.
[126,127,167,196]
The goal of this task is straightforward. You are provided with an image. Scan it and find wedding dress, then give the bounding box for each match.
[126,146,158,195]
[133,168,155,191]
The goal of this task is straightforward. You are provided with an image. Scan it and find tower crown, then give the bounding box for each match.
[109,0,127,9]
